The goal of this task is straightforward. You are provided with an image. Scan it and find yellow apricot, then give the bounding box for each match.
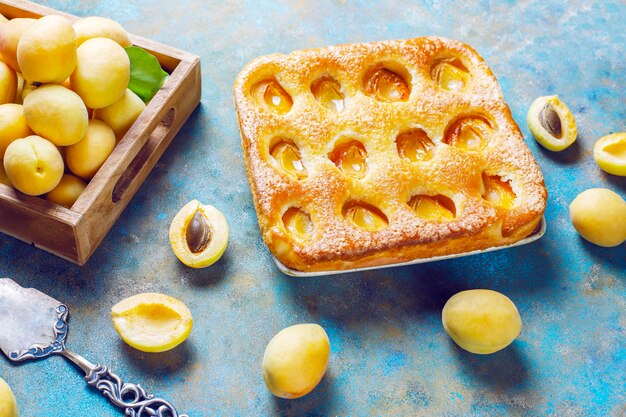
[14,72,24,104]
[0,162,11,186]
[594,132,626,177]
[73,16,132,47]
[23,84,88,146]
[0,377,18,417]
[442,289,522,354]
[527,95,577,151]
[169,200,229,268]
[569,188,626,247]
[93,89,146,139]
[262,324,330,399]
[71,37,130,109]
[19,81,36,102]
[65,119,116,179]
[0,103,32,158]
[111,293,193,353]
[3,135,63,195]
[0,61,16,104]
[17,15,77,84]
[0,14,7,24]
[46,174,86,208]
[0,18,35,72]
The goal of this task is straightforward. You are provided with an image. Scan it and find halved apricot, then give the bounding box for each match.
[111,293,193,353]
[270,139,306,178]
[431,57,470,92]
[482,173,516,210]
[328,140,367,178]
[169,200,228,268]
[343,201,388,231]
[363,66,410,103]
[282,207,314,241]
[409,194,456,221]
[594,132,626,176]
[252,78,293,114]
[527,95,577,151]
[444,116,491,151]
[396,128,434,162]
[311,75,344,113]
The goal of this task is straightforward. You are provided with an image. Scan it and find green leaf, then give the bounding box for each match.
[125,46,169,103]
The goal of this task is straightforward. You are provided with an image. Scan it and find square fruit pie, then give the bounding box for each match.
[234,37,547,272]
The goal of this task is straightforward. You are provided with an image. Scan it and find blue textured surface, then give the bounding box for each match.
[1,1,625,416]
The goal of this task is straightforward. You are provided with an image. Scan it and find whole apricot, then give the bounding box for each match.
[73,16,132,47]
[0,161,11,186]
[569,188,626,247]
[93,89,145,139]
[65,119,116,179]
[442,289,522,354]
[262,324,330,399]
[0,18,35,72]
[3,135,63,195]
[17,15,77,84]
[0,104,32,158]
[46,174,86,208]
[0,377,18,417]
[71,37,130,108]
[0,61,16,104]
[23,84,88,146]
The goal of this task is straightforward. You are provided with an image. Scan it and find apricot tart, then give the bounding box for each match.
[234,37,547,272]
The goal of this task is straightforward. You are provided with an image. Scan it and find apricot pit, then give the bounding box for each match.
[169,200,228,268]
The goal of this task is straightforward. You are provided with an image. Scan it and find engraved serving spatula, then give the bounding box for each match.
[0,278,188,417]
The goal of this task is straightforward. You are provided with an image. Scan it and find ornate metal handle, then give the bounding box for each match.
[60,350,188,417]
[84,364,188,417]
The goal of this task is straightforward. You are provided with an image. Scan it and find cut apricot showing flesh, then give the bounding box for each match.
[431,58,470,92]
[527,95,577,151]
[482,173,516,209]
[311,75,344,113]
[329,140,367,178]
[169,200,228,268]
[444,116,491,151]
[283,207,314,241]
[594,132,626,176]
[343,201,388,231]
[409,194,456,221]
[252,78,293,114]
[396,128,434,161]
[111,293,193,353]
[363,66,410,103]
[270,140,306,178]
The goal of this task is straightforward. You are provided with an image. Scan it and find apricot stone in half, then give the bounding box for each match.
[527,95,577,151]
[169,200,228,268]
[111,293,193,353]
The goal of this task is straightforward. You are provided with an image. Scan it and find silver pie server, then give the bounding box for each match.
[0,278,188,417]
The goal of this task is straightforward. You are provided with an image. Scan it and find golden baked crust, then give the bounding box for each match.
[234,37,547,272]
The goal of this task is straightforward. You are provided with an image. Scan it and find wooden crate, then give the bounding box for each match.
[0,0,201,265]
